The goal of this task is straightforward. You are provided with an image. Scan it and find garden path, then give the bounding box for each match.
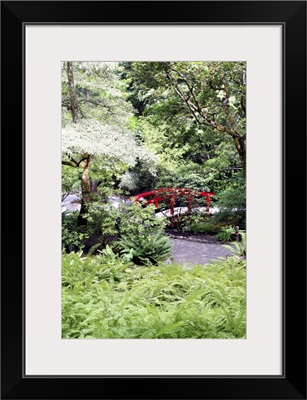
[62,194,235,266]
[167,235,234,266]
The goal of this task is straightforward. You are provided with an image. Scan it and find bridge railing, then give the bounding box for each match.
[133,188,215,227]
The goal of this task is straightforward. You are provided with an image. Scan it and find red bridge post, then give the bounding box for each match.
[133,188,215,227]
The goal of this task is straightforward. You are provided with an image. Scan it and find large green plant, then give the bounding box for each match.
[62,211,89,253]
[217,181,246,212]
[187,218,219,234]
[118,201,167,237]
[117,201,171,265]
[120,233,172,265]
[61,165,81,201]
[62,253,246,339]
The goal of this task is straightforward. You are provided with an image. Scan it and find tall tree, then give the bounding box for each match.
[62,61,157,225]
[129,62,246,174]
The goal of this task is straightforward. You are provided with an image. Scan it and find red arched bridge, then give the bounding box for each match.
[133,188,214,227]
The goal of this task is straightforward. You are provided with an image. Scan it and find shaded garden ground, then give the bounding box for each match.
[166,234,234,266]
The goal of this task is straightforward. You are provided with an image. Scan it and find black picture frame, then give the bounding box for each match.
[1,1,306,399]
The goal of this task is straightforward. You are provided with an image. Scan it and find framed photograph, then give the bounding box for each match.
[1,1,306,399]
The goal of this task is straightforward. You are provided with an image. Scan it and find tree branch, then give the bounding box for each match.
[62,160,77,167]
[165,71,211,128]
[164,64,231,133]
[240,96,246,114]
[209,79,225,92]
[66,153,78,166]
[162,62,246,173]
[62,153,90,168]
[203,166,243,177]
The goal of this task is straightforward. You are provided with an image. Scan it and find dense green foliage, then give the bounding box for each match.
[61,61,247,340]
[62,211,89,253]
[125,61,246,171]
[62,200,172,264]
[62,62,158,224]
[116,202,172,265]
[187,218,220,235]
[62,61,246,229]
[116,61,246,225]
[62,253,246,339]
[216,225,237,242]
[62,165,80,201]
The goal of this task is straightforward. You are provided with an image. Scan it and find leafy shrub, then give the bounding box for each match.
[119,201,168,237]
[63,200,170,256]
[217,185,246,212]
[62,211,89,253]
[157,195,212,233]
[62,165,80,201]
[171,212,191,233]
[118,171,140,193]
[156,168,210,193]
[188,221,219,235]
[211,209,246,229]
[83,202,117,236]
[216,225,235,242]
[118,202,171,265]
[74,203,120,254]
[214,179,246,228]
[173,172,210,192]
[119,160,157,195]
[182,213,217,235]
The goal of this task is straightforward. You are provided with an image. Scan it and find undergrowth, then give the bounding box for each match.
[62,252,246,339]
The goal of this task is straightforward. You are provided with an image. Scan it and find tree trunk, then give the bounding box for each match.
[66,62,93,227]
[240,150,246,175]
[66,62,79,123]
[232,134,246,175]
[77,154,92,226]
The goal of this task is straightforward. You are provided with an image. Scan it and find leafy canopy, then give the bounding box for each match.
[62,118,157,168]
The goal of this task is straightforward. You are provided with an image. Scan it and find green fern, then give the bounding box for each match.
[87,243,102,257]
[223,231,246,258]
[120,233,172,265]
[62,253,246,339]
